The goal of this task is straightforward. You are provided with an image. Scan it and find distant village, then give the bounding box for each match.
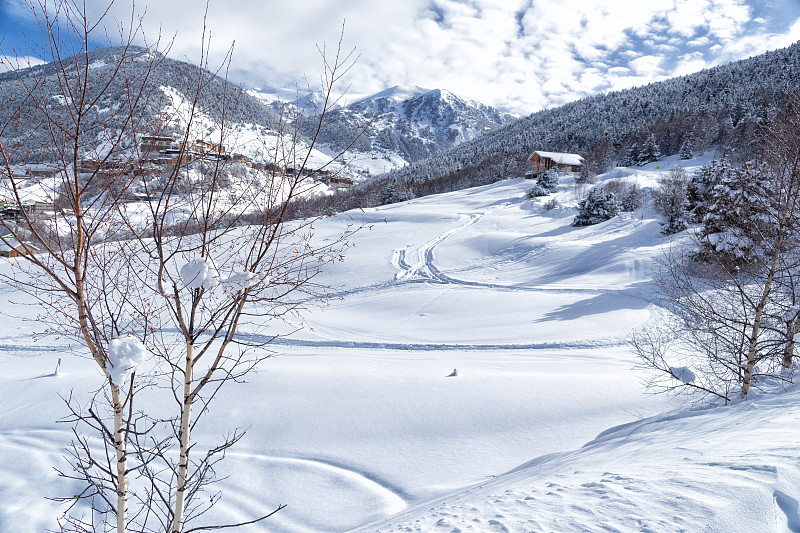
[0,134,354,257]
[134,136,353,190]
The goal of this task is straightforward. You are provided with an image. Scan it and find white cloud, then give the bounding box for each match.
[629,55,664,77]
[671,54,712,77]
[6,0,796,116]
[0,55,44,73]
[688,36,711,47]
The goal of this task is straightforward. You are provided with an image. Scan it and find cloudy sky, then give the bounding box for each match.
[2,0,800,115]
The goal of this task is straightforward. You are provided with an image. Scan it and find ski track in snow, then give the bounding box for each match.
[0,205,654,357]
[301,203,657,352]
[250,335,628,352]
[389,204,648,296]
[361,201,620,296]
[394,211,486,283]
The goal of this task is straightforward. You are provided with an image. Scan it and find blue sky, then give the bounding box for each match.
[2,0,799,115]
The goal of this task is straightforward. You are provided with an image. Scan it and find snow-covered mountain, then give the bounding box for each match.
[349,85,512,147]
[249,84,514,175]
[0,45,358,180]
[0,47,511,181]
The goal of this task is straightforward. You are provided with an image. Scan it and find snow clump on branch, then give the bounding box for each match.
[220,271,264,295]
[670,366,696,385]
[107,336,148,386]
[180,259,219,289]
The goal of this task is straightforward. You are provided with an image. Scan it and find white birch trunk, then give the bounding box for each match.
[171,341,194,533]
[112,384,128,533]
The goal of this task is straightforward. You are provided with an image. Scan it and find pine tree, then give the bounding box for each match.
[638,133,662,164]
[536,168,559,192]
[572,188,621,226]
[383,181,397,204]
[623,143,639,167]
[679,132,694,159]
[699,161,773,263]
[687,157,724,222]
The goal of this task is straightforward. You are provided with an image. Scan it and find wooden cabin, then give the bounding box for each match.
[527,151,584,175]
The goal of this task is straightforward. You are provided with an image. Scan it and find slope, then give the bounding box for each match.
[0,156,792,532]
[358,378,800,533]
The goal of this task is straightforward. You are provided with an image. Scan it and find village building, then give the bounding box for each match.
[78,159,135,173]
[0,239,41,258]
[328,177,353,189]
[193,139,226,155]
[527,151,584,176]
[4,164,60,180]
[140,135,178,154]
[315,173,353,189]
[264,162,284,174]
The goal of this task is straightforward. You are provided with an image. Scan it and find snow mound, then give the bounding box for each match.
[359,383,800,533]
[221,271,262,295]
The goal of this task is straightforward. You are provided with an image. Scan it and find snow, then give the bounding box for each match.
[670,365,697,384]
[0,154,797,532]
[353,85,431,105]
[359,379,800,533]
[161,85,349,180]
[221,271,261,294]
[180,258,219,289]
[531,150,584,166]
[106,336,147,386]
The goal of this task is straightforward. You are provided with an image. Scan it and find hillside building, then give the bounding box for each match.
[527,151,583,175]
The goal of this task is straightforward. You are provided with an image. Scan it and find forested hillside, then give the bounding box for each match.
[382,41,800,185]
[0,45,280,163]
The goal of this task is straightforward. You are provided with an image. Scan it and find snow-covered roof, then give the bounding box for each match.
[0,239,41,254]
[529,151,584,166]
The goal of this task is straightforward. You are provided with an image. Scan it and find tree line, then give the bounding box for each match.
[636,92,800,402]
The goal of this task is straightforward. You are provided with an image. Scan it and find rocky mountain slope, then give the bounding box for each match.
[0,45,282,163]
[250,85,514,175]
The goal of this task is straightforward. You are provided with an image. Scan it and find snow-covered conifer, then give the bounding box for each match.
[572,188,621,226]
[383,181,397,204]
[698,161,773,263]
[526,183,549,198]
[679,132,694,159]
[536,168,560,192]
[622,144,639,167]
[638,134,661,164]
[686,158,724,223]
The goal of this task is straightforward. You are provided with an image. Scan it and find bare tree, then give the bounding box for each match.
[0,2,172,530]
[0,2,362,531]
[652,166,689,234]
[126,28,360,533]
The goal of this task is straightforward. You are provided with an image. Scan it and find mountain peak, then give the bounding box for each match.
[358,85,432,104]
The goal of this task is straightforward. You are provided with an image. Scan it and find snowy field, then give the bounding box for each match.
[1,156,799,532]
